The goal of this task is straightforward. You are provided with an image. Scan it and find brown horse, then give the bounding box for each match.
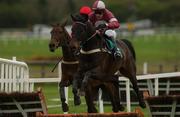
[70,14,146,112]
[49,22,81,112]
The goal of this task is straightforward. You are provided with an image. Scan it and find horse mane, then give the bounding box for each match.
[63,26,72,41]
[71,13,88,23]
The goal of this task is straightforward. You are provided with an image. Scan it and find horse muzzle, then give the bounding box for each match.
[49,43,56,52]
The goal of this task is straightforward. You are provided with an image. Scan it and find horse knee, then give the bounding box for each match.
[82,73,92,89]
[59,80,69,87]
[72,87,78,94]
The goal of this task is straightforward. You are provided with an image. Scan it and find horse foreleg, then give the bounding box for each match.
[59,83,69,112]
[72,72,82,105]
[111,78,125,111]
[72,88,81,106]
[79,72,92,96]
[104,82,122,112]
[85,86,97,113]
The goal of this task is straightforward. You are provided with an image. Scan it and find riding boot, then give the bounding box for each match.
[110,38,123,59]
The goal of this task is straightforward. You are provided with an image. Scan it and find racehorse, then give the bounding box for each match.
[49,22,81,112]
[70,14,146,112]
[49,21,124,113]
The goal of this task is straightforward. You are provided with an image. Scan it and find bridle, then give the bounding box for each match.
[52,26,71,47]
[51,26,79,72]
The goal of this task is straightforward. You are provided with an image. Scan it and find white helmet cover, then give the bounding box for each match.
[92,0,106,10]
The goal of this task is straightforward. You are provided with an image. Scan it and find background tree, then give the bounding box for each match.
[0,0,180,28]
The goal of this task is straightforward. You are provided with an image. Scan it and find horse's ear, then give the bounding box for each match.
[61,19,68,27]
[71,14,76,21]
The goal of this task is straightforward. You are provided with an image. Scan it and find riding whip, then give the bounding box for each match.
[51,57,63,72]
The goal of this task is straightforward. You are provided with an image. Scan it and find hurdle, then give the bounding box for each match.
[144,91,180,117]
[0,87,48,116]
[0,57,32,93]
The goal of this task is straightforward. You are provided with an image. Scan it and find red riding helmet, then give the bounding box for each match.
[80,6,92,15]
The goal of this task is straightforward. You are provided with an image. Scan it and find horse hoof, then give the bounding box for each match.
[74,97,81,106]
[88,108,98,113]
[112,108,119,112]
[119,105,125,111]
[62,103,69,112]
[78,91,85,96]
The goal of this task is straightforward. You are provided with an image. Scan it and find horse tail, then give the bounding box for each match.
[121,39,136,61]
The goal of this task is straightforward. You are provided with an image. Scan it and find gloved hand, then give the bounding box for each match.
[95,23,107,30]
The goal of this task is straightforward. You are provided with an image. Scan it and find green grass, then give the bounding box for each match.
[0,38,61,60]
[132,34,180,64]
[0,34,180,65]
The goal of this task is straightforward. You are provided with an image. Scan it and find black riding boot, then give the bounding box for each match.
[110,38,123,59]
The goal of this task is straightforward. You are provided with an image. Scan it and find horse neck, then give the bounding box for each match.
[61,31,77,61]
[82,33,103,51]
[61,45,77,61]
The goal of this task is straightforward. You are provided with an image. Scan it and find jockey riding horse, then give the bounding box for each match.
[79,1,122,59]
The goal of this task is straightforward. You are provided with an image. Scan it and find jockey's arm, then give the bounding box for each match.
[107,19,120,29]
[106,10,120,29]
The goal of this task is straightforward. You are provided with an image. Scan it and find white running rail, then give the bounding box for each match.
[0,57,31,93]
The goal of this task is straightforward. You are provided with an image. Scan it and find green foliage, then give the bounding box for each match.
[0,0,180,27]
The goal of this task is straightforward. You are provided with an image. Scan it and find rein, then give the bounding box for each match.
[74,21,108,55]
[51,57,79,72]
[74,21,97,46]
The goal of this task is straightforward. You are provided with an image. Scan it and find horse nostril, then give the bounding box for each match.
[49,44,55,48]
[72,47,76,51]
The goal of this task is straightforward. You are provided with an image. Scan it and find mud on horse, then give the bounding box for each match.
[49,21,81,112]
[70,14,146,113]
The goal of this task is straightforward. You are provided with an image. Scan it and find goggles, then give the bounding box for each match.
[94,10,104,15]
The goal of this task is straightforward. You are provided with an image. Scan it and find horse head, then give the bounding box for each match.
[70,14,97,51]
[49,20,70,52]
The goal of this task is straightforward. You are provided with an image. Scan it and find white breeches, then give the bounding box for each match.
[104,29,117,39]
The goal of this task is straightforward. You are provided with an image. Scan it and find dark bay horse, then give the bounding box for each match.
[70,14,146,112]
[49,22,124,113]
[49,22,81,112]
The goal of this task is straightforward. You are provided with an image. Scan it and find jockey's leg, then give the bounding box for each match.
[105,30,123,58]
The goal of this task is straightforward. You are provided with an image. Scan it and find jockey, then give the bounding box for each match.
[89,0,122,59]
